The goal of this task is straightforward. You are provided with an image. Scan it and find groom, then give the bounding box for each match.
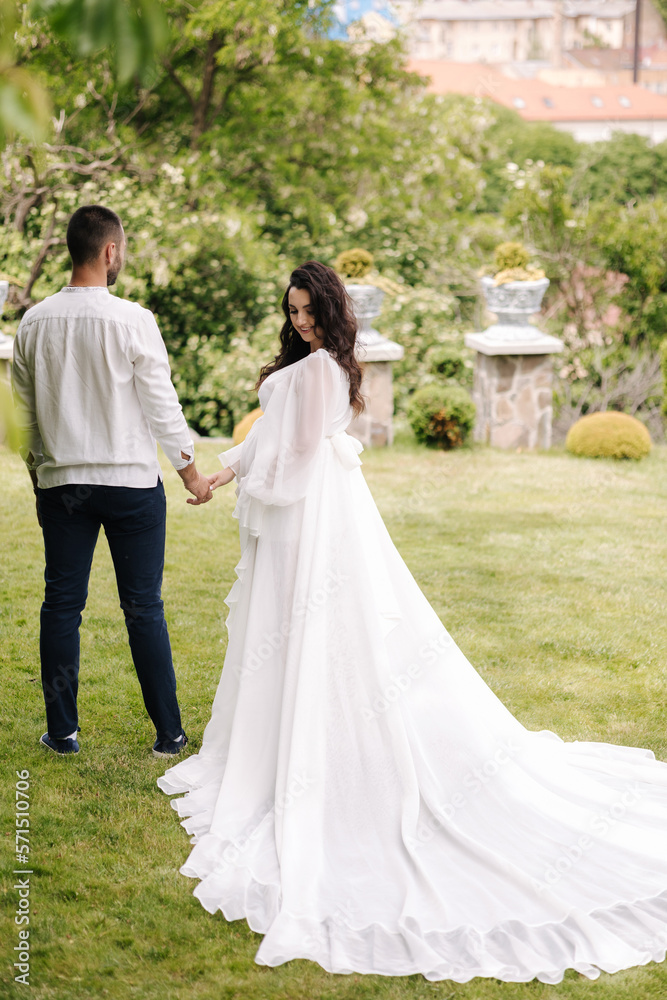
[11,204,212,758]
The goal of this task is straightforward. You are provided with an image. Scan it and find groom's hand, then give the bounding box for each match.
[178,456,213,505]
[185,473,214,504]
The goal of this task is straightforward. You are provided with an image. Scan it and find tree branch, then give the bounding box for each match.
[164,59,196,110]
[15,203,61,309]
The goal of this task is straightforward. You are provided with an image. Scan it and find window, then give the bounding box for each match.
[512,96,526,109]
[543,96,554,108]
[591,95,604,107]
[618,95,631,107]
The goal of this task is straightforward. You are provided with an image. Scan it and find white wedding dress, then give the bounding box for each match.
[157,348,667,983]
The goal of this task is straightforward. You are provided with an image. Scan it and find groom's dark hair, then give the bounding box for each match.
[66,205,123,266]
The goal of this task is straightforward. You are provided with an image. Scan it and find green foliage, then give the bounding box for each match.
[576,132,667,205]
[31,0,168,83]
[379,284,473,414]
[2,0,667,441]
[478,105,579,213]
[407,384,475,449]
[0,0,51,143]
[594,199,667,349]
[0,380,22,451]
[653,0,667,29]
[428,344,466,381]
[565,411,652,460]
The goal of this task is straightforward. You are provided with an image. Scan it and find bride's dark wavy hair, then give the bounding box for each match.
[256,260,365,416]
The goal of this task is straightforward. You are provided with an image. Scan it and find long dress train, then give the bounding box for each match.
[157,347,667,983]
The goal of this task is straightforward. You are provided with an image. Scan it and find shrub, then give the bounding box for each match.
[661,339,667,418]
[233,407,263,445]
[489,241,546,285]
[494,241,530,271]
[565,411,651,460]
[407,385,476,449]
[428,344,466,381]
[335,248,374,280]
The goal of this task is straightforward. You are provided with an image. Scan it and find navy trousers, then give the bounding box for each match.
[36,479,183,743]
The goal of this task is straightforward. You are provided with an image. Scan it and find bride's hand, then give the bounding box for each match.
[207,468,236,491]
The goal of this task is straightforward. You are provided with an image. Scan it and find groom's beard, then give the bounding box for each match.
[107,248,123,286]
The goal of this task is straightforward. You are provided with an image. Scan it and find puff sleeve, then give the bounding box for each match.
[220,350,343,507]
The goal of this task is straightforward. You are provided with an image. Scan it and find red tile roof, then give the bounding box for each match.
[407,58,667,121]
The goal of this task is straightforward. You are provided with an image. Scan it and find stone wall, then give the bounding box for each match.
[471,352,555,450]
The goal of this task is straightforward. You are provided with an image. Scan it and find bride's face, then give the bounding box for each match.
[288,287,324,350]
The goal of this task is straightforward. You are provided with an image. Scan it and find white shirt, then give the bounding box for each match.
[11,286,195,488]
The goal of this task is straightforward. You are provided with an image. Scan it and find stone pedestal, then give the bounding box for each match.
[0,281,12,384]
[350,340,404,447]
[464,332,564,449]
[345,283,404,448]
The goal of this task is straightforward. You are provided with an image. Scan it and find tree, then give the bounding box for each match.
[0,0,167,145]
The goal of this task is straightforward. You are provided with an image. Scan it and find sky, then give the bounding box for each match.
[330,0,399,38]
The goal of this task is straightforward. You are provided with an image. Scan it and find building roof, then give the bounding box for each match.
[566,45,667,71]
[407,57,667,121]
[562,1,635,17]
[409,1,554,22]
[400,0,636,23]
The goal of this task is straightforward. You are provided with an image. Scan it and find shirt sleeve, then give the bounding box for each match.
[11,325,44,471]
[129,310,195,472]
[240,350,342,507]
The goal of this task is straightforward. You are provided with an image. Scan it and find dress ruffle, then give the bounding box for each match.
[158,750,667,983]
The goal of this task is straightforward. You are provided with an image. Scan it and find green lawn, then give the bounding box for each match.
[1,433,666,1000]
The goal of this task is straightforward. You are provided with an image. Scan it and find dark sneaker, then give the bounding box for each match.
[152,730,188,758]
[40,732,80,755]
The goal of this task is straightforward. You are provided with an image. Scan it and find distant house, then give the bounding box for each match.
[392,1,664,65]
[408,58,667,142]
[564,45,667,94]
[401,1,557,63]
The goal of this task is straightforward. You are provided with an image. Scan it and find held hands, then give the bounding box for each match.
[186,467,235,505]
[184,471,214,505]
[178,453,213,505]
[177,451,236,506]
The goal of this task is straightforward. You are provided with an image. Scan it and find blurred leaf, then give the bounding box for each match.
[0,65,51,143]
[0,382,23,453]
[31,0,168,83]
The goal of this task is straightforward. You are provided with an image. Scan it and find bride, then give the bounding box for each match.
[157,260,667,984]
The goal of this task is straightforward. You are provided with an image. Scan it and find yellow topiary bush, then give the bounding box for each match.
[565,411,651,460]
[334,248,374,279]
[233,407,263,445]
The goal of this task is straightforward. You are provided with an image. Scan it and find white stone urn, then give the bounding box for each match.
[344,284,391,355]
[345,282,404,447]
[479,275,550,342]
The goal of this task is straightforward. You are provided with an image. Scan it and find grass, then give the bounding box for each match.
[1,433,666,1000]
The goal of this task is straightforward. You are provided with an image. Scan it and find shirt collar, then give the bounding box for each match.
[61,285,110,293]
